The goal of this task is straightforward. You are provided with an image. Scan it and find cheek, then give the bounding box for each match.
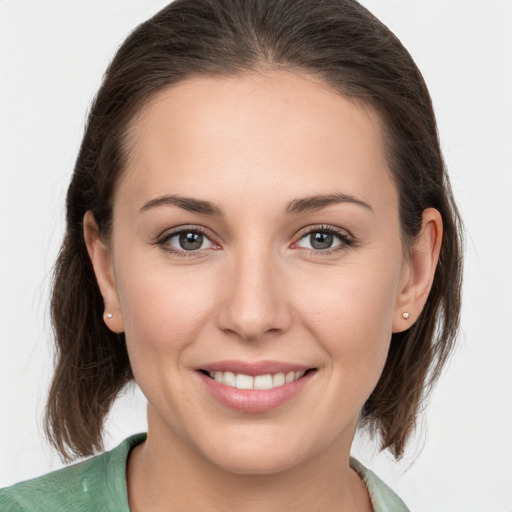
[295,253,402,389]
[115,259,216,360]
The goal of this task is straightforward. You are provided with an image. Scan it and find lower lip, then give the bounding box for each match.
[196,370,316,413]
[196,371,316,413]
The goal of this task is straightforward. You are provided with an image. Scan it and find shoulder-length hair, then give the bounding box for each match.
[46,0,463,461]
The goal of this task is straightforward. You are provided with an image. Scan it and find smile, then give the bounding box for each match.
[196,362,317,413]
[203,370,307,390]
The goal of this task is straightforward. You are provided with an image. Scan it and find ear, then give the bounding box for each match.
[83,211,124,333]
[392,208,443,333]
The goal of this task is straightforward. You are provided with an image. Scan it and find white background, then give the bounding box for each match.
[1,1,511,510]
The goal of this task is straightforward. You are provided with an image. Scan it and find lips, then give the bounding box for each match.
[195,360,317,413]
[201,369,307,390]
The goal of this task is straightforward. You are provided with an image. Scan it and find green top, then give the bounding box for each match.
[0,434,410,511]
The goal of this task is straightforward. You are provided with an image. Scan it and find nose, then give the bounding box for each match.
[215,245,293,343]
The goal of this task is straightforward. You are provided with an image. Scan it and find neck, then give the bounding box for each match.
[127,410,372,512]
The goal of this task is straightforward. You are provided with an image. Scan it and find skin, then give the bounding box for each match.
[85,69,442,512]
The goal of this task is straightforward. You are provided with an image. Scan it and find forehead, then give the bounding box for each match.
[118,69,396,214]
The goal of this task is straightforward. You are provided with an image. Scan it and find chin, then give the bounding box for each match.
[195,427,318,476]
[207,446,303,476]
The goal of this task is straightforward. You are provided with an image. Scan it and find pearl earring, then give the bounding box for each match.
[401,312,410,320]
[106,313,113,319]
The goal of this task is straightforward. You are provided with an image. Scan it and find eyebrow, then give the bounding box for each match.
[139,192,373,216]
[284,192,373,215]
[139,195,223,216]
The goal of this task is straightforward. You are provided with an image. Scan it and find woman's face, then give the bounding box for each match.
[104,70,411,473]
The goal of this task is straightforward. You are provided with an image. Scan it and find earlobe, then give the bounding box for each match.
[392,208,443,333]
[83,211,124,333]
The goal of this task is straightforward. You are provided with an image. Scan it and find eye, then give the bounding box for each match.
[159,227,217,255]
[294,226,352,253]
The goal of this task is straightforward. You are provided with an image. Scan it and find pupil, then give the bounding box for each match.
[311,232,333,250]
[179,232,203,250]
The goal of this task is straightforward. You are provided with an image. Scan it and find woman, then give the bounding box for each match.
[0,0,463,510]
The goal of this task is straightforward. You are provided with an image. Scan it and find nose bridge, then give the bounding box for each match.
[216,238,291,341]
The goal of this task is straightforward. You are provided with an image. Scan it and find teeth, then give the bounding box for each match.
[208,370,307,390]
[223,371,236,387]
[272,372,285,387]
[235,373,254,389]
[254,374,273,390]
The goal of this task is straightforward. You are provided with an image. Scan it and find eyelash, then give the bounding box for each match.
[156,226,218,259]
[295,225,354,256]
[156,224,354,258]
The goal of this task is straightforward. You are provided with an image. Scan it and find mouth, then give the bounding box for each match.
[195,362,317,413]
[198,368,316,390]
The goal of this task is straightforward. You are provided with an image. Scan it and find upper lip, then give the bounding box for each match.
[197,360,313,376]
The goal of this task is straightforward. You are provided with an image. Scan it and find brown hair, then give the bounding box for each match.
[45,0,463,461]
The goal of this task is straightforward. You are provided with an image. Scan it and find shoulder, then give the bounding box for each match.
[350,457,411,512]
[0,433,146,512]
